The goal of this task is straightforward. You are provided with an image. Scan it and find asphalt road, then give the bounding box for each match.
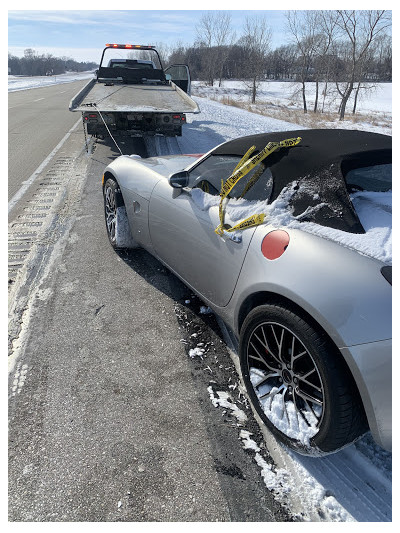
[8,83,290,522]
[8,80,85,201]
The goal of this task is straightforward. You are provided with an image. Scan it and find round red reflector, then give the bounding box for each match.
[261,230,290,260]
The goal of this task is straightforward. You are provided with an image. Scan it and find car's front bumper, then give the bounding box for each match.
[340,339,392,451]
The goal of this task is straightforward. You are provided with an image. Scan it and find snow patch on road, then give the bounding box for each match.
[207,386,248,424]
[11,362,29,397]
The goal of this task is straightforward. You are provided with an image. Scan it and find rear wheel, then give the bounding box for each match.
[103,178,138,250]
[239,304,367,455]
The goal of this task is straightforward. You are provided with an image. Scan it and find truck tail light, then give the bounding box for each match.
[172,114,186,123]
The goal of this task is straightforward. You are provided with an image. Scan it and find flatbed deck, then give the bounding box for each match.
[69,78,199,114]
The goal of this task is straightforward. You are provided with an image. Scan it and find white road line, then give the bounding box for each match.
[8,117,81,214]
[33,98,45,102]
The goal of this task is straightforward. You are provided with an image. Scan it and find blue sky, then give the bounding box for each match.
[8,8,290,63]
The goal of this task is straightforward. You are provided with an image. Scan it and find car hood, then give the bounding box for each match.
[129,154,200,177]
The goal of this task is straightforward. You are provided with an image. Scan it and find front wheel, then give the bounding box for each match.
[239,304,367,455]
[103,178,138,250]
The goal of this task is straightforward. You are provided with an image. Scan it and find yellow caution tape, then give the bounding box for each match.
[215,137,301,237]
[239,163,265,199]
[199,180,209,193]
[232,144,256,173]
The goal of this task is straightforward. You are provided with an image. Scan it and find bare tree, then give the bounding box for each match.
[267,44,297,80]
[168,40,188,65]
[335,10,391,119]
[215,13,236,87]
[374,33,392,81]
[152,42,171,68]
[314,11,340,113]
[239,16,272,103]
[196,11,235,86]
[286,11,324,113]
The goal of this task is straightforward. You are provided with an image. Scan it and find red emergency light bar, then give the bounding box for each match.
[100,43,162,70]
[105,44,155,50]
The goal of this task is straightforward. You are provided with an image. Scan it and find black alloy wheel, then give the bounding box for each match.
[239,304,367,454]
[104,179,119,247]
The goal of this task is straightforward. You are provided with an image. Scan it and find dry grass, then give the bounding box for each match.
[205,94,392,134]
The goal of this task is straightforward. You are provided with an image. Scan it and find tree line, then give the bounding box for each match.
[8,48,97,77]
[8,10,391,120]
[166,10,391,119]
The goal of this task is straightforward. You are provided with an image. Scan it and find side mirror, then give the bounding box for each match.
[168,170,189,188]
[165,73,172,81]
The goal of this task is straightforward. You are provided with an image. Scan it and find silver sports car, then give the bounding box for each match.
[102,129,392,456]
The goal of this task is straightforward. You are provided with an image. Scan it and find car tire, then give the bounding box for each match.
[103,178,138,250]
[239,303,367,455]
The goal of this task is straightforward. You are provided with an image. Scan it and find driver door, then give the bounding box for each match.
[164,64,192,94]
[148,155,258,307]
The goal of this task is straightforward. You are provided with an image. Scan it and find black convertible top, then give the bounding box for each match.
[214,129,392,233]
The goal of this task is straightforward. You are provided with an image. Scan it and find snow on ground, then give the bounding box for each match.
[10,74,392,522]
[178,95,308,156]
[8,71,95,92]
[192,80,392,135]
[193,80,392,113]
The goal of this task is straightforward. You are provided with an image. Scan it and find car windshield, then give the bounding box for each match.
[345,163,392,192]
[189,154,274,202]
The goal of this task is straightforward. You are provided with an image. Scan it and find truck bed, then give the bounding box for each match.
[69,78,199,114]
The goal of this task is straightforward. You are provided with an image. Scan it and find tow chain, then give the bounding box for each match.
[81,103,124,156]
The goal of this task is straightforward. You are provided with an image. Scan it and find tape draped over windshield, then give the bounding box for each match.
[215,137,302,237]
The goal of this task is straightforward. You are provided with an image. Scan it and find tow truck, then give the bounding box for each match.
[69,44,199,137]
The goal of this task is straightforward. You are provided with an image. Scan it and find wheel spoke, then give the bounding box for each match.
[292,392,315,427]
[268,324,286,365]
[252,331,280,367]
[290,335,296,366]
[249,341,278,373]
[253,371,280,389]
[295,387,323,406]
[297,370,322,393]
[258,384,285,400]
[270,324,280,353]
[260,326,281,365]
[292,349,307,361]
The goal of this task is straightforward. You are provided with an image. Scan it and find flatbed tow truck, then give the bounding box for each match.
[69,43,199,137]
